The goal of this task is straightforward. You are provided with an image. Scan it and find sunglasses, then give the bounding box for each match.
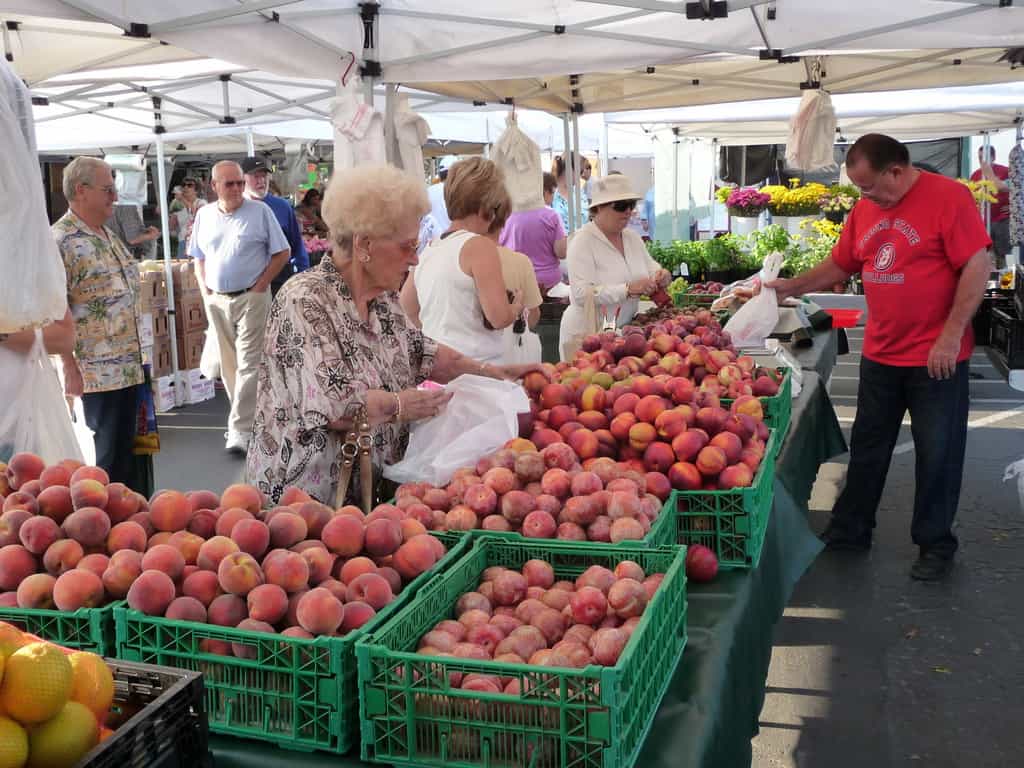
[611,200,637,213]
[220,180,246,188]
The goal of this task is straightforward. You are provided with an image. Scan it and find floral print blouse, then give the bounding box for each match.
[52,209,144,394]
[246,258,437,505]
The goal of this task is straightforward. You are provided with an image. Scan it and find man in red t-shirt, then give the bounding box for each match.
[969,146,1011,266]
[770,133,992,580]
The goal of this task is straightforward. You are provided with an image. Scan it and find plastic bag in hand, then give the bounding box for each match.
[0,60,68,333]
[383,375,530,487]
[1004,457,1024,515]
[724,252,784,348]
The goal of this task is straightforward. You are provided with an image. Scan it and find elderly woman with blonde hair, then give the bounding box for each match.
[246,164,540,507]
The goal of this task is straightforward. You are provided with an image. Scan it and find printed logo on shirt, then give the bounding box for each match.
[873,243,897,273]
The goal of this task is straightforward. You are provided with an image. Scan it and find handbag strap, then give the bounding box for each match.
[335,409,374,512]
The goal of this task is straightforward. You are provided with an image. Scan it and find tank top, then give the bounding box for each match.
[414,230,505,363]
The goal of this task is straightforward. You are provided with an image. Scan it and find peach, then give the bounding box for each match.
[377,566,401,594]
[148,490,190,532]
[220,484,263,515]
[569,471,602,498]
[465,623,505,655]
[100,550,142,598]
[104,483,140,524]
[456,592,492,616]
[561,496,598,527]
[740,449,762,472]
[392,535,440,582]
[489,614,523,637]
[607,578,648,618]
[208,594,248,627]
[421,488,450,512]
[644,472,672,502]
[186,490,221,512]
[16,573,56,609]
[497,625,547,659]
[540,442,576,471]
[196,536,240,571]
[294,501,333,537]
[628,422,657,452]
[279,486,312,506]
[540,588,572,612]
[63,507,111,547]
[642,442,675,474]
[696,446,728,477]
[301,547,336,585]
[166,596,207,623]
[51,568,103,610]
[217,552,265,596]
[346,572,393,610]
[590,627,628,666]
[419,630,458,653]
[563,624,595,646]
[69,465,108,486]
[186,509,219,539]
[606,491,641,521]
[320,514,365,557]
[671,430,708,463]
[215,507,254,538]
[399,518,427,541]
[77,553,109,579]
[478,515,509,532]
[435,619,469,641]
[231,619,275,659]
[513,598,547,624]
[247,583,289,624]
[710,432,743,464]
[167,531,204,565]
[668,462,702,491]
[36,485,74,525]
[718,463,754,489]
[533,494,562,518]
[730,394,764,421]
[264,551,309,592]
[147,532,173,549]
[440,506,473,531]
[106,521,148,554]
[364,519,402,558]
[38,464,72,490]
[556,522,587,541]
[635,395,670,425]
[280,626,314,640]
[587,515,612,543]
[521,510,556,538]
[567,428,599,460]
[492,571,528,606]
[43,539,84,576]
[129,512,155,538]
[182,569,221,606]
[695,406,729,436]
[513,453,547,486]
[482,467,516,497]
[339,600,376,633]
[458,609,490,630]
[577,410,609,431]
[318,578,348,602]
[529,428,563,452]
[643,574,665,600]
[610,517,645,543]
[0,510,30,548]
[338,556,377,585]
[551,639,592,668]
[539,469,571,500]
[5,453,45,490]
[530,607,566,644]
[18,515,60,555]
[2,492,38,516]
[522,559,555,589]
[231,519,270,559]
[614,560,646,582]
[141,544,186,580]
[199,639,232,656]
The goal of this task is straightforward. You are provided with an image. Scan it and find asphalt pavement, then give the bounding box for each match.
[148,332,1024,767]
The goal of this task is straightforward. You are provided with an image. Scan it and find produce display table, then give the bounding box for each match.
[787,327,839,381]
[207,369,847,768]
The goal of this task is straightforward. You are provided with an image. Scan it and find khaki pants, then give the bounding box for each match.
[203,289,271,438]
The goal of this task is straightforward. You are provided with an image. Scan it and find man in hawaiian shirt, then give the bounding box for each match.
[53,157,148,489]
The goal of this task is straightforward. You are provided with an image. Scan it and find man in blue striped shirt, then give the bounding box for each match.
[242,157,309,296]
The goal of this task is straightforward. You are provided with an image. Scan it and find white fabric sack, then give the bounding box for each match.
[394,97,431,178]
[785,90,837,172]
[331,73,385,170]
[199,327,221,380]
[504,314,543,365]
[492,114,545,212]
[0,331,83,465]
[0,59,68,334]
[724,252,785,348]
[384,374,530,487]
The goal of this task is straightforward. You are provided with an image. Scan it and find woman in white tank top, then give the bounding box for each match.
[401,158,523,363]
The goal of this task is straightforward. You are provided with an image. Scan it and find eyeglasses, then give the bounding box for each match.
[83,183,116,195]
[220,180,246,188]
[182,182,196,188]
[611,200,637,212]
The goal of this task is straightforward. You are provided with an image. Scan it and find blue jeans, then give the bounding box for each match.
[831,357,970,556]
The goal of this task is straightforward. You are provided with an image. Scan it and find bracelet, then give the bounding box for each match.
[392,392,403,423]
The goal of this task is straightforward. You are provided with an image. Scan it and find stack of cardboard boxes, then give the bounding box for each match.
[138,262,216,411]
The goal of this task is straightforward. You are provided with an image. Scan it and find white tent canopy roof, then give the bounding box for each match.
[3,1,1023,112]
[605,82,1024,144]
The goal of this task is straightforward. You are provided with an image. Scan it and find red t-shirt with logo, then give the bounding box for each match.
[831,171,991,367]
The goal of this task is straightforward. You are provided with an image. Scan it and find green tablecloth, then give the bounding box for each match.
[209,372,847,768]
[787,328,839,380]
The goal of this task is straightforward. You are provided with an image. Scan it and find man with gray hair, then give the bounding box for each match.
[188,160,290,453]
[52,156,151,491]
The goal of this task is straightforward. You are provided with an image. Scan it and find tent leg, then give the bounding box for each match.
[571,111,582,225]
[155,137,181,387]
[672,130,679,241]
[710,138,718,234]
[245,127,255,157]
[384,83,397,165]
[982,132,991,231]
[600,115,609,177]
[562,113,576,235]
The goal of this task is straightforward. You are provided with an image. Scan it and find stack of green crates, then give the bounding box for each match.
[0,604,115,654]
[720,367,793,436]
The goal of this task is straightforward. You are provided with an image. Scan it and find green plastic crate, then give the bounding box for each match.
[356,537,688,768]
[674,292,718,308]
[0,603,115,655]
[663,428,780,570]
[721,367,792,436]
[113,535,472,755]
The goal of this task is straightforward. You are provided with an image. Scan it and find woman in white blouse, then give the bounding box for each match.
[559,174,669,358]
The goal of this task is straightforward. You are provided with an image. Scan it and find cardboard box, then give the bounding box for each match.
[170,261,202,298]
[175,293,207,335]
[151,374,179,412]
[176,329,205,371]
[150,337,172,378]
[138,313,154,347]
[138,270,167,311]
[183,369,215,404]
[152,306,170,339]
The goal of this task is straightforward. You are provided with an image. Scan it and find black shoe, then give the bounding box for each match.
[820,524,872,552]
[910,551,954,581]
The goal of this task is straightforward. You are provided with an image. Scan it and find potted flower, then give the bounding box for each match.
[819,184,860,223]
[773,179,827,234]
[725,187,771,236]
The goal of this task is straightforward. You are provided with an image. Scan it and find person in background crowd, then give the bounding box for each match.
[552,153,590,234]
[427,155,455,234]
[970,145,1010,267]
[295,188,329,238]
[169,177,206,259]
[246,164,541,506]
[499,171,567,296]
[580,156,592,211]
[105,170,160,260]
[242,158,308,296]
[400,158,524,364]
[53,157,150,489]
[768,133,992,581]
[559,174,669,359]
[643,185,656,242]
[189,160,291,454]
[489,216,543,332]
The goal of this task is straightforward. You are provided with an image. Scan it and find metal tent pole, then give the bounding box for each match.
[154,136,181,383]
[383,83,397,165]
[562,113,576,234]
[983,132,992,231]
[672,129,680,240]
[600,114,609,176]
[571,110,582,225]
[246,127,255,157]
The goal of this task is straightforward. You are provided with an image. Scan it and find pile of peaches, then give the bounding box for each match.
[0,453,447,652]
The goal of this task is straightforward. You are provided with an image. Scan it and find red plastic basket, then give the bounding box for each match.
[824,308,863,328]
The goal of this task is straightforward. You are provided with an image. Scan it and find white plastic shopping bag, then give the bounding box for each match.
[384,375,530,487]
[0,331,83,464]
[504,313,543,365]
[0,60,68,333]
[724,252,785,348]
[1004,457,1024,514]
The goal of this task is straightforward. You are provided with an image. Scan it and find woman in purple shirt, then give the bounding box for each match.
[499,173,567,295]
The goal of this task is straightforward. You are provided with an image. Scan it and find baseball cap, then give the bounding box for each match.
[438,155,458,172]
[241,157,270,174]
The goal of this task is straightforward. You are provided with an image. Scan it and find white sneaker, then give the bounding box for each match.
[225,430,250,454]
